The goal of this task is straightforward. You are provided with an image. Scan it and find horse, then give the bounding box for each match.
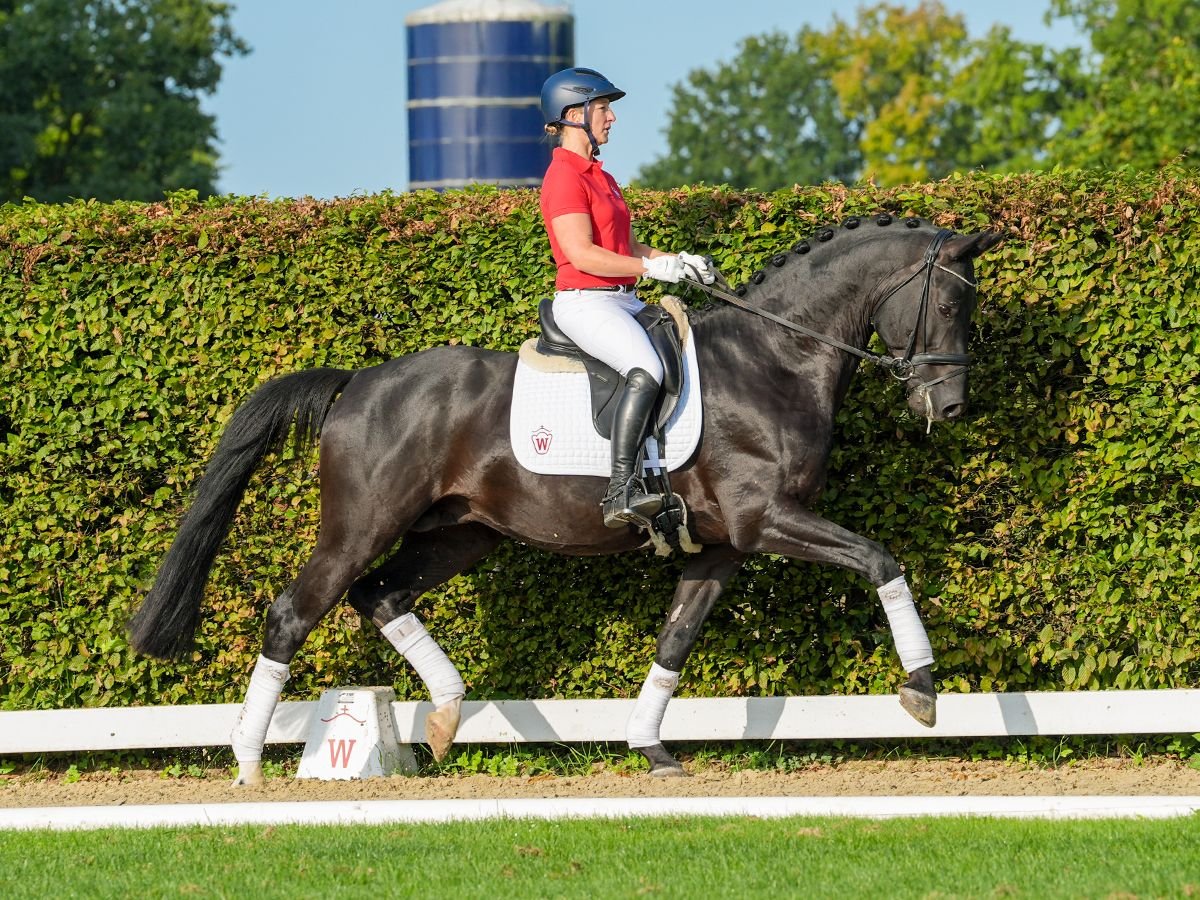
[128,215,1004,783]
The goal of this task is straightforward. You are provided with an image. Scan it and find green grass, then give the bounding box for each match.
[1,815,1198,899]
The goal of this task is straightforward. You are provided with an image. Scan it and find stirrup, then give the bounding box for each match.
[602,479,663,529]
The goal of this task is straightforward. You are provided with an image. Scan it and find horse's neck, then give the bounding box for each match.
[756,251,880,349]
[699,256,878,407]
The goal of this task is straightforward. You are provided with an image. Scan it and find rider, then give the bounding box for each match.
[539,66,715,528]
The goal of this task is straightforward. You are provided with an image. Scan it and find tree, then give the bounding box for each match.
[634,30,861,190]
[1046,0,1200,170]
[941,25,1087,176]
[0,0,246,203]
[809,1,970,184]
[638,0,1200,188]
[636,2,1075,188]
[809,3,1080,184]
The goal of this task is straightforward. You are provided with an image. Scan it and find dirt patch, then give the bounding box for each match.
[4,758,1199,808]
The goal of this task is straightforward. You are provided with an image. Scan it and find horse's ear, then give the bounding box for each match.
[946,230,1005,261]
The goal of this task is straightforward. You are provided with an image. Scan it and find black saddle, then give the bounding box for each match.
[535,298,685,441]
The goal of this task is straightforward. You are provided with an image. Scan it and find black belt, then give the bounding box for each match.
[579,284,636,293]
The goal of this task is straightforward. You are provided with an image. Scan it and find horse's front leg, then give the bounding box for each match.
[729,502,937,727]
[629,543,746,776]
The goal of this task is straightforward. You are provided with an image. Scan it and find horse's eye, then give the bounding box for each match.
[937,303,954,317]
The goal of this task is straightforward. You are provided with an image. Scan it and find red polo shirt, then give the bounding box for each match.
[540,147,637,290]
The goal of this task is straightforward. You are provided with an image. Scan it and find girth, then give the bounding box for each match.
[535,297,685,441]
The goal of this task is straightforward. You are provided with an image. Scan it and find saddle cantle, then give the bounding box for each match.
[531,296,687,440]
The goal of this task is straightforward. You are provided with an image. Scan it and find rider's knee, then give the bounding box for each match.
[624,366,661,392]
[624,358,663,386]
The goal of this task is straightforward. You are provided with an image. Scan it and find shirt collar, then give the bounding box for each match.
[553,146,603,174]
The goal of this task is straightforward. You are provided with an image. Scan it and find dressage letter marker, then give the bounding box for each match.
[296,688,416,780]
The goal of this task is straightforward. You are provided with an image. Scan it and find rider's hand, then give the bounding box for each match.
[677,252,716,285]
[641,255,685,283]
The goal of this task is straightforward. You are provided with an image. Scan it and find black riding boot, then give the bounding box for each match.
[602,368,663,528]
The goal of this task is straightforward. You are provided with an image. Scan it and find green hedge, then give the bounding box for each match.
[2,171,1197,712]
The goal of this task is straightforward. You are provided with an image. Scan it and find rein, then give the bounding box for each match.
[681,229,975,385]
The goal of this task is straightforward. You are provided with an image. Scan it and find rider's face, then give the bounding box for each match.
[589,100,615,143]
[568,100,616,144]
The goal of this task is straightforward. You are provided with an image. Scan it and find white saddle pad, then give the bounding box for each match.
[509,330,703,477]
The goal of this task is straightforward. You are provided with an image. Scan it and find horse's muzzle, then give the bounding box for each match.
[906,375,968,428]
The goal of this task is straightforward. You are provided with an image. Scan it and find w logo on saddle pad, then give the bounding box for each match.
[509,298,704,477]
[530,426,554,455]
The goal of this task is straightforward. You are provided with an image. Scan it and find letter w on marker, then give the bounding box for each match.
[327,738,357,767]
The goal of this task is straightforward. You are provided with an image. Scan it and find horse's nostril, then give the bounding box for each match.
[942,403,965,420]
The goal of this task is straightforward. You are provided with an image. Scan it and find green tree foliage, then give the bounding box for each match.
[943,25,1086,177]
[811,3,1081,184]
[811,1,971,184]
[637,0,1199,188]
[1048,0,1200,169]
[633,31,861,190]
[0,0,246,203]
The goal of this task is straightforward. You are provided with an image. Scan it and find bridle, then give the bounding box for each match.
[681,229,976,423]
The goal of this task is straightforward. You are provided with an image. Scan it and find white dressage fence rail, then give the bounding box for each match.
[2,690,1199,755]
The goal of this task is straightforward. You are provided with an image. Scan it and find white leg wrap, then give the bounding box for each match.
[381,613,465,708]
[230,655,290,765]
[878,576,935,672]
[626,663,680,749]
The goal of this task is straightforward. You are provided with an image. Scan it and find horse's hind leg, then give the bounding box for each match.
[346,523,504,762]
[230,526,401,786]
[628,543,746,776]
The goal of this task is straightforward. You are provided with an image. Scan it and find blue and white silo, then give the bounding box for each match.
[406,0,574,190]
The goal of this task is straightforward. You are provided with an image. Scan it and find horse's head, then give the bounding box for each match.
[870,227,1005,424]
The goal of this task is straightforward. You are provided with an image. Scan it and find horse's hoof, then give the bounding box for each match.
[650,763,689,778]
[637,743,688,777]
[426,697,462,763]
[899,685,937,728]
[233,762,264,787]
[899,665,937,727]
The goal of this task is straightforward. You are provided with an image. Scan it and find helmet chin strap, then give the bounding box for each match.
[561,99,601,157]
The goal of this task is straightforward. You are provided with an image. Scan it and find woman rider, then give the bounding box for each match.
[539,66,714,528]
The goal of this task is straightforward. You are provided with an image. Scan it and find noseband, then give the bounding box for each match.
[683,228,975,395]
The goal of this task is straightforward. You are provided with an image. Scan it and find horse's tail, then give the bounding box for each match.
[128,367,355,659]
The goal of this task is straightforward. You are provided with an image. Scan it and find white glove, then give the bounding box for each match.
[641,255,685,283]
[677,251,716,285]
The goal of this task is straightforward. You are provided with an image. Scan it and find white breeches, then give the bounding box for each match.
[552,289,664,383]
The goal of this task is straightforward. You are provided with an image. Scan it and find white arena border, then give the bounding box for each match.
[6,690,1200,755]
[3,795,1200,830]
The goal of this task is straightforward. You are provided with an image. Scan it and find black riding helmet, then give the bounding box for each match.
[540,67,625,155]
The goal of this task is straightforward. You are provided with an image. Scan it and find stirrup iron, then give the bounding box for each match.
[602,477,662,528]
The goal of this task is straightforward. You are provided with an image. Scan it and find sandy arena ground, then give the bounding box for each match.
[4,758,1199,808]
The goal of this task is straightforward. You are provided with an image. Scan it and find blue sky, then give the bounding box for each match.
[203,1,1082,198]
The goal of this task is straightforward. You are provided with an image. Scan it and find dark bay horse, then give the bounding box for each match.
[129,216,1003,782]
